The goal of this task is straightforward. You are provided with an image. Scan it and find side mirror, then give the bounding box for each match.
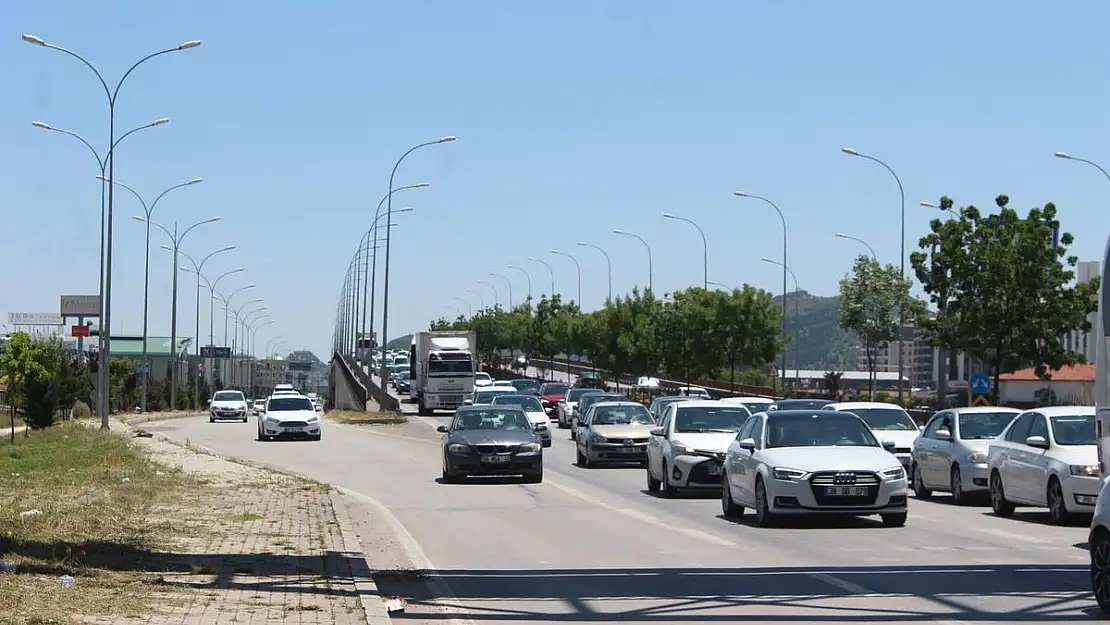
[934,428,952,441]
[205,399,211,405]
[436,425,448,433]
[737,437,757,450]
[534,424,548,431]
[462,399,473,405]
[649,427,664,436]
[1025,435,1049,449]
[882,440,897,452]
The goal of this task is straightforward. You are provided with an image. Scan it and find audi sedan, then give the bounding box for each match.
[721,410,909,527]
[438,406,545,483]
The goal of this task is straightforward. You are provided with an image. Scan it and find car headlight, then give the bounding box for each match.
[967,451,988,464]
[306,415,319,422]
[588,430,606,443]
[882,467,906,481]
[772,467,806,481]
[1070,464,1100,477]
[447,443,471,453]
[519,442,542,452]
[672,443,695,457]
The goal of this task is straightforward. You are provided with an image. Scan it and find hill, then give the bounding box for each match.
[774,291,859,370]
[384,334,413,351]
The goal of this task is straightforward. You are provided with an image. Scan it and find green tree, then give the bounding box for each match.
[910,194,1099,404]
[616,288,665,377]
[838,255,922,398]
[0,333,47,441]
[660,288,721,383]
[713,285,784,391]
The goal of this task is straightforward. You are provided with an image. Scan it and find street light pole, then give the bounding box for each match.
[842,147,907,401]
[550,250,582,304]
[662,213,708,289]
[1055,152,1110,182]
[762,257,802,392]
[106,176,203,411]
[235,306,267,386]
[203,271,246,387]
[526,257,556,298]
[734,191,788,391]
[488,272,513,309]
[612,230,653,293]
[506,265,532,301]
[24,31,200,427]
[477,280,500,309]
[834,232,879,259]
[381,136,455,378]
[220,291,260,387]
[465,289,485,311]
[364,186,426,346]
[453,297,473,317]
[247,317,272,397]
[577,242,612,302]
[174,246,235,408]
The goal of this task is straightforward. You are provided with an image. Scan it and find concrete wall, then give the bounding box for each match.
[330,358,365,411]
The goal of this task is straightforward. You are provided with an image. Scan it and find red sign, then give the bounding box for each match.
[71,325,90,337]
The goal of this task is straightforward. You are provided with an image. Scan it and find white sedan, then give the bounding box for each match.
[721,409,909,527]
[646,401,751,496]
[257,394,322,441]
[474,372,494,387]
[987,406,1098,523]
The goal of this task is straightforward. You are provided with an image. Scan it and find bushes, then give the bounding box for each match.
[0,333,92,430]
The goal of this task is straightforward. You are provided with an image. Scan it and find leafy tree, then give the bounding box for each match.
[823,371,843,397]
[910,194,1099,403]
[838,255,922,398]
[616,288,665,377]
[660,288,721,383]
[0,333,46,441]
[712,285,783,391]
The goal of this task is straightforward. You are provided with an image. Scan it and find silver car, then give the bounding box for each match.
[574,401,655,467]
[911,407,1020,504]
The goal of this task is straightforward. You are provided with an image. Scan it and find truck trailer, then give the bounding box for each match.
[410,331,477,415]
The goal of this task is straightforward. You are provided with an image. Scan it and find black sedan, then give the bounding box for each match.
[437,407,545,483]
[507,378,542,395]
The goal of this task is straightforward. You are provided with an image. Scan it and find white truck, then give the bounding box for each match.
[410,331,477,415]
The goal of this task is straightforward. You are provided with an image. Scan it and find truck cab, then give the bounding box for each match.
[411,331,477,416]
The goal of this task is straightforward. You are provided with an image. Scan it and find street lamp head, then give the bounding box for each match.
[21,34,46,46]
[732,190,749,198]
[612,229,626,235]
[760,256,774,263]
[178,40,202,50]
[1054,151,1072,159]
[218,245,236,253]
[161,244,173,252]
[151,118,170,127]
[132,215,147,223]
[395,207,414,214]
[576,241,587,246]
[31,121,51,130]
[97,175,109,182]
[662,212,676,219]
[919,201,938,208]
[834,232,850,239]
[841,147,861,156]
[186,177,203,185]
[439,136,457,143]
[204,217,221,224]
[413,182,431,188]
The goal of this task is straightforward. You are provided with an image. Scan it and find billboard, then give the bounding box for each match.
[289,361,313,372]
[200,346,232,358]
[8,312,64,326]
[60,295,101,317]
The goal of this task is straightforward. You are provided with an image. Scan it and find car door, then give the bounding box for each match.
[658,405,679,471]
[737,416,765,505]
[1016,413,1051,505]
[914,415,943,486]
[575,407,594,454]
[727,416,758,499]
[923,412,957,487]
[995,412,1034,499]
[648,408,674,480]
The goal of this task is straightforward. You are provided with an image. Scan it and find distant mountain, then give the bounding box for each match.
[774,291,859,370]
[385,334,413,351]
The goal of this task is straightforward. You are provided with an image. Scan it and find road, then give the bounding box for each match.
[148,379,1097,623]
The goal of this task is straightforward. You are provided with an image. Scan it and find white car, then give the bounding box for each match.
[466,387,517,406]
[646,401,751,495]
[491,379,516,389]
[474,372,494,387]
[1088,479,1110,613]
[258,393,322,441]
[491,394,552,447]
[557,388,594,429]
[674,386,712,399]
[251,399,265,415]
[719,396,774,414]
[721,409,909,527]
[911,406,1021,503]
[987,406,1098,524]
[209,390,249,422]
[825,401,921,472]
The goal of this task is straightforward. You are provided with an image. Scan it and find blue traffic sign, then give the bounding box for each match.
[969,372,992,396]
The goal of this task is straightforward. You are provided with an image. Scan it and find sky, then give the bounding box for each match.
[2,1,1108,359]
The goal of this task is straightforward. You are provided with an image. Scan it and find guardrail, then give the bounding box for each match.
[349,356,401,412]
[524,357,781,399]
[333,353,368,411]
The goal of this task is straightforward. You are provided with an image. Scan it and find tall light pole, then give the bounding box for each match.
[365,185,427,347]
[507,265,532,301]
[577,242,612,301]
[465,288,485,312]
[842,147,907,401]
[23,33,201,428]
[250,321,275,396]
[477,280,500,309]
[488,272,513,309]
[762,257,802,392]
[107,176,203,411]
[198,270,245,387]
[834,232,879,259]
[31,117,168,411]
[527,257,556,298]
[734,191,788,390]
[173,246,235,408]
[381,136,456,379]
[264,335,285,359]
[236,306,267,386]
[220,291,260,387]
[612,229,653,293]
[662,213,708,289]
[134,216,221,410]
[707,281,732,290]
[246,317,272,397]
[550,250,582,304]
[453,296,473,317]
[1055,152,1110,182]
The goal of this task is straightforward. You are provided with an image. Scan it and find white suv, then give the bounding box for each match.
[258,393,322,441]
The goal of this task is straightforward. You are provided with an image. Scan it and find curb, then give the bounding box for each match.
[329,489,394,625]
[121,411,208,426]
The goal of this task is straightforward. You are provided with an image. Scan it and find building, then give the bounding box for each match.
[286,350,328,390]
[854,322,935,389]
[252,358,289,396]
[1063,260,1099,364]
[999,364,1095,406]
[95,334,193,382]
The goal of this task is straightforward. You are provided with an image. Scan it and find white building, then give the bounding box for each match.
[1062,260,1099,364]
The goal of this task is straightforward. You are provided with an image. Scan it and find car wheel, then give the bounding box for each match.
[881,512,908,527]
[646,465,661,493]
[441,467,458,484]
[311,435,322,442]
[912,464,931,498]
[1091,528,1110,614]
[1047,477,1072,524]
[242,417,248,423]
[754,477,776,527]
[524,470,543,484]
[949,465,967,505]
[576,448,587,467]
[661,462,678,498]
[209,416,215,423]
[721,474,743,519]
[989,470,1015,517]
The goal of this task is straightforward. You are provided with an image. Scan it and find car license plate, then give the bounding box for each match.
[706,464,721,476]
[825,486,869,497]
[285,427,303,433]
[481,455,510,463]
[620,446,637,453]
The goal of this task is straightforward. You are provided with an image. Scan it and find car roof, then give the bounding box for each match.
[766,409,858,419]
[591,401,647,408]
[673,400,741,409]
[826,402,904,410]
[1032,405,1096,416]
[456,405,525,414]
[492,393,540,400]
[476,387,514,392]
[945,406,1021,414]
[720,396,773,403]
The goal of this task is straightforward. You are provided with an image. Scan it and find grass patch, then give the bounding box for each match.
[0,423,199,622]
[329,410,406,425]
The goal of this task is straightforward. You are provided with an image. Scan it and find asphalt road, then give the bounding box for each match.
[151,379,1099,623]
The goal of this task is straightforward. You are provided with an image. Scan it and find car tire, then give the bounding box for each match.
[949,465,967,505]
[881,512,908,527]
[524,470,543,484]
[912,464,931,498]
[441,467,459,484]
[1091,528,1110,614]
[576,448,588,467]
[1047,477,1072,524]
[989,470,1015,517]
[311,435,321,442]
[661,461,678,498]
[646,465,661,493]
[721,474,743,519]
[542,440,552,448]
[753,477,776,527]
[209,416,215,423]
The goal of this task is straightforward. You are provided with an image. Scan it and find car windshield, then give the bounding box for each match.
[773,399,832,411]
[540,384,569,396]
[841,407,918,431]
[674,405,751,433]
[213,391,244,402]
[268,397,314,412]
[492,395,544,412]
[582,394,625,410]
[591,405,654,426]
[451,409,532,431]
[767,413,880,448]
[509,380,541,393]
[957,412,1018,439]
[429,359,472,374]
[566,388,592,402]
[475,372,492,381]
[1050,415,1096,446]
[474,390,513,403]
[397,370,411,380]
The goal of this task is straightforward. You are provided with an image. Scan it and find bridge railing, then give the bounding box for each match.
[524,356,781,400]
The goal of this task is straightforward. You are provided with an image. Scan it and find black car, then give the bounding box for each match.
[508,378,542,395]
[574,371,606,389]
[769,398,834,411]
[437,406,545,483]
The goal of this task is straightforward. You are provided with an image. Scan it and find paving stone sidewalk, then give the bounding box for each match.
[90,423,375,624]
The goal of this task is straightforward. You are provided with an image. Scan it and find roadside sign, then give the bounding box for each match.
[972,395,992,407]
[60,295,101,317]
[8,312,64,326]
[969,372,991,396]
[71,325,90,337]
[200,346,231,358]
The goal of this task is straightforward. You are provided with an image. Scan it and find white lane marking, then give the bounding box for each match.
[971,526,1050,544]
[806,572,876,595]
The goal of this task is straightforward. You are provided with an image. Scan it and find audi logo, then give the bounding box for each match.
[833,472,857,485]
[623,439,634,445]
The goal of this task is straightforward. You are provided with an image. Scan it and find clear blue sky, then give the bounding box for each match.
[2,1,1108,358]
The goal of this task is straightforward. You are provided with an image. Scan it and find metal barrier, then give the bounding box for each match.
[526,357,781,400]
